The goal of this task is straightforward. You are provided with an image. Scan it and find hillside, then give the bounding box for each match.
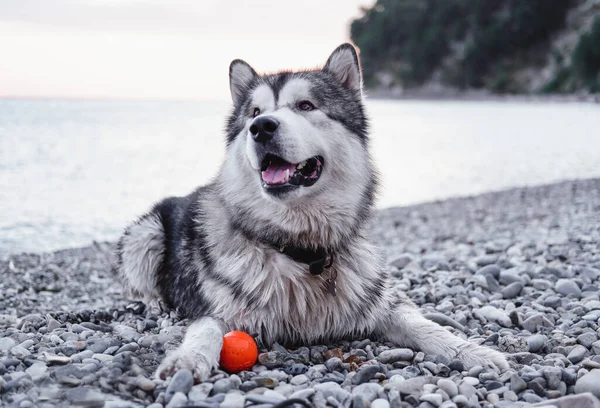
[350,0,600,96]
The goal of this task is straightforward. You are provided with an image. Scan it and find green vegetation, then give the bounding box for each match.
[351,0,599,94]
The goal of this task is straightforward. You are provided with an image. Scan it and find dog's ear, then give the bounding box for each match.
[324,43,362,92]
[229,59,258,105]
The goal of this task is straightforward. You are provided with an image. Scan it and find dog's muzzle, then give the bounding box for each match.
[260,154,324,190]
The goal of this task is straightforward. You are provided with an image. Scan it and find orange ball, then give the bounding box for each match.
[219,331,258,373]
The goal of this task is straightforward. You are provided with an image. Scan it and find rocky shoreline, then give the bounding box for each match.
[365,88,600,104]
[1,179,600,408]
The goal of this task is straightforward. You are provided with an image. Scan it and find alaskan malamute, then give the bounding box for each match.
[116,43,508,380]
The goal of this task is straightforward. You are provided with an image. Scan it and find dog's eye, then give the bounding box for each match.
[298,101,315,111]
[253,107,261,118]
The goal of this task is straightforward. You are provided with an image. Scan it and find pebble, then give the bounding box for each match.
[420,393,443,407]
[510,374,527,394]
[437,379,458,398]
[555,279,582,297]
[0,337,16,351]
[352,383,383,401]
[502,282,524,298]
[478,306,511,327]
[371,399,390,408]
[575,370,600,399]
[527,334,548,353]
[542,367,563,389]
[577,333,598,348]
[65,387,106,408]
[166,392,188,408]
[290,374,309,385]
[522,313,554,333]
[567,345,588,363]
[352,365,382,385]
[165,369,194,402]
[377,349,414,363]
[221,393,245,408]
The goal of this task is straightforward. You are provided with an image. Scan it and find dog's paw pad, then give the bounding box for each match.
[156,351,212,382]
[456,343,509,372]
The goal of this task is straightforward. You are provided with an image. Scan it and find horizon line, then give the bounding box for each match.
[0,94,231,103]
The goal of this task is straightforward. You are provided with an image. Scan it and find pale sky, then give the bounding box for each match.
[0,0,374,100]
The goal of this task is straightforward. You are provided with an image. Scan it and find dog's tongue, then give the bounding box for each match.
[261,162,296,185]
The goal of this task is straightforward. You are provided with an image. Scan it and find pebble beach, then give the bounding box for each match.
[1,178,600,408]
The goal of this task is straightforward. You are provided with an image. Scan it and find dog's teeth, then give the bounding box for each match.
[285,169,290,181]
[297,161,306,170]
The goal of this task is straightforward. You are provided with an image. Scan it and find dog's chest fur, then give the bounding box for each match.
[206,239,389,346]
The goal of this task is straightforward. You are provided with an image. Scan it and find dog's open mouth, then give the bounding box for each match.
[260,154,324,189]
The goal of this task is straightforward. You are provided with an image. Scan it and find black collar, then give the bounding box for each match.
[278,245,334,276]
[229,217,336,276]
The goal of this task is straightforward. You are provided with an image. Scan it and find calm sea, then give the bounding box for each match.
[1,98,599,254]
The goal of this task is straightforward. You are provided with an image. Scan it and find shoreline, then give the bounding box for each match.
[1,178,600,407]
[2,177,597,259]
[365,88,600,104]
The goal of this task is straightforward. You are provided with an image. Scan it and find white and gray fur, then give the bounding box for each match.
[115,43,509,380]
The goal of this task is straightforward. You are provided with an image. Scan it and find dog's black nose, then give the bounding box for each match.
[249,116,279,143]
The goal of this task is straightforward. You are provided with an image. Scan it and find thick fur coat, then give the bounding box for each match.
[115,44,509,380]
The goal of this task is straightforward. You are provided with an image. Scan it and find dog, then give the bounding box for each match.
[115,43,509,380]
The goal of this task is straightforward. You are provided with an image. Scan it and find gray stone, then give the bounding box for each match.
[575,370,600,399]
[246,395,286,405]
[544,295,562,309]
[522,313,554,332]
[166,392,188,408]
[221,393,245,408]
[502,282,524,298]
[543,367,563,389]
[65,387,106,408]
[392,376,431,394]
[578,333,598,348]
[498,335,529,353]
[46,315,61,331]
[475,264,500,277]
[377,348,414,363]
[527,334,548,352]
[510,374,527,394]
[532,392,600,408]
[257,351,286,369]
[165,369,194,403]
[0,337,16,351]
[592,340,600,355]
[556,279,582,297]
[213,378,237,394]
[325,357,345,372]
[352,364,381,385]
[352,383,382,401]
[290,388,316,400]
[25,362,48,382]
[189,383,213,401]
[372,399,391,408]
[437,379,458,398]
[10,345,31,359]
[353,394,367,408]
[420,393,443,407]
[568,345,588,363]
[478,306,511,327]
[87,338,110,353]
[290,374,309,385]
[389,254,413,269]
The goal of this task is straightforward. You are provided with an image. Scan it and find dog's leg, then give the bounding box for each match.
[156,316,224,381]
[378,303,509,371]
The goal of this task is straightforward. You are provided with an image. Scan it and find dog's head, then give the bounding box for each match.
[220,44,377,246]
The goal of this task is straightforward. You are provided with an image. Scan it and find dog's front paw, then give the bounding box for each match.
[455,342,509,372]
[156,349,212,382]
